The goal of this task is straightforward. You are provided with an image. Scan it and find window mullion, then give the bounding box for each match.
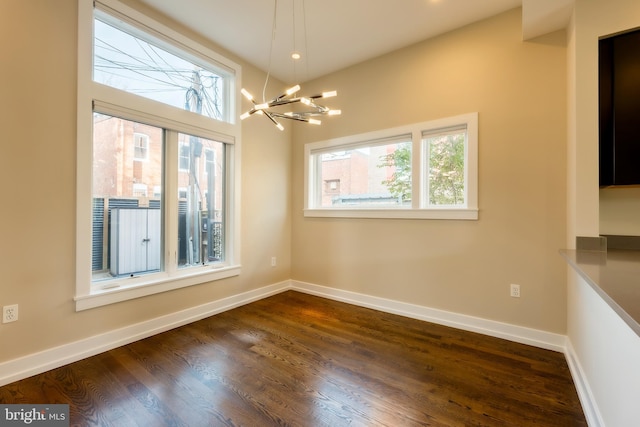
[92,89,238,144]
[313,153,322,208]
[164,130,179,274]
[466,114,479,211]
[411,131,421,210]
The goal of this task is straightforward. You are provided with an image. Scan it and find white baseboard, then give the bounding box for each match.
[2,276,588,423]
[564,339,604,427]
[290,280,567,352]
[0,281,290,387]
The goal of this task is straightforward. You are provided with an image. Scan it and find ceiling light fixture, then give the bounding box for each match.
[240,0,341,131]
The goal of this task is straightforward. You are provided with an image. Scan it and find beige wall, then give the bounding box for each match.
[0,0,291,362]
[291,9,569,333]
[600,188,640,236]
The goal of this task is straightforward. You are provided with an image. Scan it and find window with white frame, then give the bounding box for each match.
[133,133,149,161]
[304,113,478,220]
[179,143,190,171]
[132,182,148,197]
[76,0,241,311]
[204,148,215,176]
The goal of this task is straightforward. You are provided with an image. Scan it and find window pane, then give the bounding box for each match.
[426,130,466,206]
[178,134,225,268]
[133,133,149,160]
[94,18,226,120]
[314,140,412,207]
[92,113,163,280]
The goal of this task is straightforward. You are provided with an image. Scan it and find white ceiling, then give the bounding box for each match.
[138,0,573,85]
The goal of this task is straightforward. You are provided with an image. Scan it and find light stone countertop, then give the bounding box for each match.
[561,249,640,336]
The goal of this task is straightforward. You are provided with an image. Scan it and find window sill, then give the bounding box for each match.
[303,208,478,220]
[75,264,241,311]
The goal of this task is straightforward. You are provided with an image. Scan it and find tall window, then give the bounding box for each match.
[305,113,478,220]
[77,0,241,310]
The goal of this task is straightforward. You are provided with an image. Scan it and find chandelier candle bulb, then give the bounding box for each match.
[240,88,254,101]
[286,85,301,95]
[321,90,337,98]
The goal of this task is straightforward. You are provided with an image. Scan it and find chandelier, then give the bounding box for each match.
[239,0,341,131]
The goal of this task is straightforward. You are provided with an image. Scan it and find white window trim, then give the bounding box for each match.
[133,133,149,161]
[304,113,478,220]
[204,148,215,176]
[76,0,242,311]
[178,142,191,171]
[132,183,148,196]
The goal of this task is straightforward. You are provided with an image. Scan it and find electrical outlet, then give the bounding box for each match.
[3,304,18,323]
[271,257,277,267]
[510,284,521,298]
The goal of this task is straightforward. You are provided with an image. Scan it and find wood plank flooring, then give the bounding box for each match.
[0,291,587,426]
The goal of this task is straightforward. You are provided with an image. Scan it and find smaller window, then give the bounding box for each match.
[205,148,215,175]
[326,179,340,192]
[133,133,149,161]
[178,187,188,199]
[304,113,478,220]
[179,144,190,171]
[423,126,467,207]
[132,183,148,197]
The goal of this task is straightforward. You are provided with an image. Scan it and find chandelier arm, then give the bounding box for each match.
[262,110,280,125]
[286,110,327,117]
[266,98,328,110]
[267,97,303,107]
[306,100,327,110]
[264,111,286,130]
[270,112,310,123]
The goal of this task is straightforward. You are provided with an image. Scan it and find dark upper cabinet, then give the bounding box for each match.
[599,29,640,186]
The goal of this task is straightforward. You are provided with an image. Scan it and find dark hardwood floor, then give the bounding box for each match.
[0,291,586,426]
